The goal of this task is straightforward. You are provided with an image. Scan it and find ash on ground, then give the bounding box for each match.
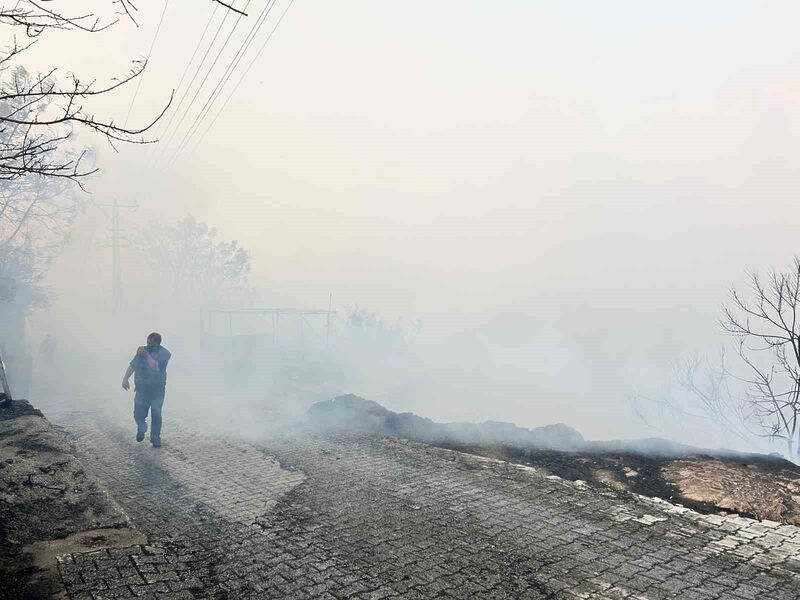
[308,394,800,525]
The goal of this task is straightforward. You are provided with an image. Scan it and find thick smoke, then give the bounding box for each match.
[8,1,800,462]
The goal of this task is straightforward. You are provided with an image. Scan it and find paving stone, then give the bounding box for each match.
[42,403,800,600]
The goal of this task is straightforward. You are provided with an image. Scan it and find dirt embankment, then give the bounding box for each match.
[0,400,145,599]
[439,443,800,525]
[309,394,800,525]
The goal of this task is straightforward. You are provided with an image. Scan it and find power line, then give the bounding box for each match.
[170,0,277,160]
[168,0,278,162]
[153,1,243,160]
[157,0,253,161]
[124,0,171,127]
[191,0,295,152]
[153,5,234,159]
[150,2,219,142]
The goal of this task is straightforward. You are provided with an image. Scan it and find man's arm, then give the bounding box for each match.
[122,364,135,390]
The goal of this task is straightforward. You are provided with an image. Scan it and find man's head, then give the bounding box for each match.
[146,332,162,348]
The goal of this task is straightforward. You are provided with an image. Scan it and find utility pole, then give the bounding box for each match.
[98,199,137,317]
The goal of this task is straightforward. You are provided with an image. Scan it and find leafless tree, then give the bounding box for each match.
[0,145,81,303]
[0,1,159,308]
[0,1,244,34]
[0,1,244,308]
[0,0,245,185]
[0,2,134,34]
[672,351,753,444]
[0,2,171,186]
[629,350,754,449]
[637,261,800,459]
[719,258,800,457]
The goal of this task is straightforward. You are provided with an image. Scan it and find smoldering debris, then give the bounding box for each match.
[307,394,704,456]
[308,394,797,463]
[308,394,584,451]
[306,394,800,524]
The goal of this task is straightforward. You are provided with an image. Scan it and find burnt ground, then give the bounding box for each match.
[434,442,800,525]
[309,394,800,527]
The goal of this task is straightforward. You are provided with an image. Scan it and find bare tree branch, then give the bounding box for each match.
[712,258,800,457]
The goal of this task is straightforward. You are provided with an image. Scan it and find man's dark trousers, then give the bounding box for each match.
[134,385,166,440]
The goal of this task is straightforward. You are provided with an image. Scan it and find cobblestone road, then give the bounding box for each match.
[41,401,800,600]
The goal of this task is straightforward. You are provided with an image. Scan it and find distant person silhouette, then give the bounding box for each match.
[122,333,171,447]
[38,334,58,367]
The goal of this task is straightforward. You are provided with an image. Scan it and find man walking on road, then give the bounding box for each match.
[122,332,171,447]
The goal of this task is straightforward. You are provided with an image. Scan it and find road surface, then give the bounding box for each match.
[39,399,800,600]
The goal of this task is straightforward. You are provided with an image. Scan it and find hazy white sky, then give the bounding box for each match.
[25,1,800,439]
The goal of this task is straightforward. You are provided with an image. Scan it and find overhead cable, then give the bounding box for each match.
[169,0,279,162]
[150,2,219,142]
[154,1,244,160]
[192,0,295,152]
[157,0,253,160]
[124,0,171,127]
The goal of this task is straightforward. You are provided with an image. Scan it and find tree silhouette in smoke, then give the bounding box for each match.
[667,258,800,459]
[719,258,800,458]
[139,215,251,315]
